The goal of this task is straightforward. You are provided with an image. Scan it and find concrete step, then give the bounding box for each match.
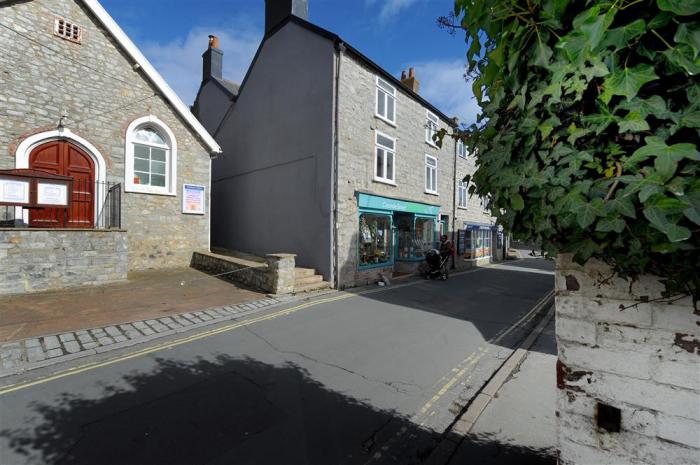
[294,274,323,286]
[294,280,330,293]
[295,267,316,279]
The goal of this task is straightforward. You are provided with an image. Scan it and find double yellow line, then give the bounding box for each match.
[0,292,355,396]
[0,260,535,396]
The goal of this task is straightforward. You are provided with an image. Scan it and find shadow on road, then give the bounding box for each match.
[343,258,555,355]
[0,355,555,465]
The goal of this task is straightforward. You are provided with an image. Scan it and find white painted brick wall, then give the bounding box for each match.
[555,254,700,465]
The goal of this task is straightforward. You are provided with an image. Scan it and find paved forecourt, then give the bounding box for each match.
[0,260,554,465]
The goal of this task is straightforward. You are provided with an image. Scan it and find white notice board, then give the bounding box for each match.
[37,182,69,206]
[0,178,30,204]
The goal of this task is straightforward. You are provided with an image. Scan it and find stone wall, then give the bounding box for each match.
[0,0,211,271]
[190,250,296,295]
[0,228,127,295]
[555,254,699,465]
[335,50,495,288]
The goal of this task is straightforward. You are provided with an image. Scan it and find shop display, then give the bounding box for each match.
[359,213,392,266]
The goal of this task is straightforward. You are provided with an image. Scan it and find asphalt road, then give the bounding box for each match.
[0,259,554,465]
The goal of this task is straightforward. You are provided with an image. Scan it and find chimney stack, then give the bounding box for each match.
[202,34,223,82]
[265,0,308,35]
[401,67,420,93]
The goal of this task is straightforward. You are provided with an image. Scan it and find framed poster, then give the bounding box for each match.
[182,183,205,215]
[37,182,69,206]
[0,178,30,205]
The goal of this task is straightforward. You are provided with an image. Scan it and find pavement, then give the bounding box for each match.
[0,267,265,342]
[0,257,555,465]
[446,315,557,465]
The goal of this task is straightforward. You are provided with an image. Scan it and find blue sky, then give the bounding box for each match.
[100,0,479,125]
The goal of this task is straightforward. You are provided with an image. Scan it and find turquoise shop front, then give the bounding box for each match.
[357,192,440,270]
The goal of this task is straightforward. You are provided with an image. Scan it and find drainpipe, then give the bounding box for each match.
[332,41,345,288]
[451,130,458,269]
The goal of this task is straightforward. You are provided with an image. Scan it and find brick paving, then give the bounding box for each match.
[0,268,265,342]
[0,296,287,376]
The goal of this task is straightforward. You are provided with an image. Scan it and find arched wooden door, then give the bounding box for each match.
[29,141,95,228]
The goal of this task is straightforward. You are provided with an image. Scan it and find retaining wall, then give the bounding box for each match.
[190,250,296,295]
[0,228,128,295]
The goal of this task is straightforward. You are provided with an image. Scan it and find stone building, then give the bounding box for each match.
[194,0,496,289]
[0,0,221,294]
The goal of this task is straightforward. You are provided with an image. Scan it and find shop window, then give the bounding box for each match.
[376,76,396,124]
[375,131,396,184]
[359,213,392,267]
[425,155,437,194]
[414,217,435,257]
[125,115,177,196]
[461,227,493,260]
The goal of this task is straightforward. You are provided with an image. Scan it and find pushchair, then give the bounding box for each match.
[424,249,449,280]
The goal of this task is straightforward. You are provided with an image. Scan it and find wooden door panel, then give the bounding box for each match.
[29,141,95,228]
[28,142,63,227]
[65,144,94,228]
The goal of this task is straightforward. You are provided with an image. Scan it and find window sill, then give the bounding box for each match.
[425,140,439,149]
[424,190,439,196]
[358,261,394,270]
[125,185,176,196]
[373,177,397,186]
[375,114,397,128]
[458,206,468,210]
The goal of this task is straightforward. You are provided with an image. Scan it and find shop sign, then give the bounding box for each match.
[37,182,68,206]
[357,192,439,216]
[0,178,30,205]
[182,183,205,215]
[464,223,494,231]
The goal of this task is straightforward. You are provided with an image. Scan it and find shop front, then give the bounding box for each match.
[459,223,496,261]
[357,192,440,274]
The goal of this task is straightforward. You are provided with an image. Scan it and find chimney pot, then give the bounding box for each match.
[400,66,420,94]
[202,34,223,82]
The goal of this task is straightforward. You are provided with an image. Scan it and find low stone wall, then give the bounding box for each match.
[555,254,699,465]
[0,228,128,295]
[190,250,296,295]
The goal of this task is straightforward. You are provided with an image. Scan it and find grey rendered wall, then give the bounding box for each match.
[211,23,334,279]
[193,83,232,136]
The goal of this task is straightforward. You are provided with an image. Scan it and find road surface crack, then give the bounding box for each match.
[244,326,422,396]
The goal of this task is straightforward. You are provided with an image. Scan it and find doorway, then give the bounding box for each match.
[29,141,95,228]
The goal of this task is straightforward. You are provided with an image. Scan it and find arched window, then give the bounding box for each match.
[125,116,177,195]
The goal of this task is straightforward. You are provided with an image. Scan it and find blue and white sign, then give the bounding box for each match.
[182,184,205,215]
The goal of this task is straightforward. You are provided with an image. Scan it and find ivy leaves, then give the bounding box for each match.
[454,0,699,297]
[600,65,659,104]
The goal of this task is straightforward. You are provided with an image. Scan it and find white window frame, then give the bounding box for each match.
[374,130,396,185]
[425,154,438,195]
[125,115,177,196]
[426,111,439,147]
[458,181,468,208]
[375,76,397,126]
[457,139,467,159]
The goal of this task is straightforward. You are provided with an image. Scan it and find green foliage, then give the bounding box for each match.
[451,0,700,297]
